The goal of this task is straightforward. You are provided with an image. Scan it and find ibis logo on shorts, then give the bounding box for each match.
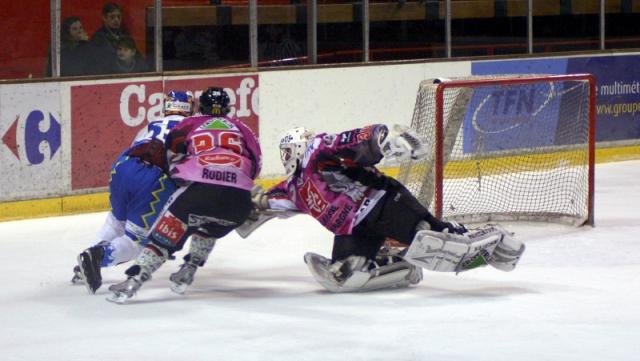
[197,153,242,167]
[153,212,187,245]
[300,179,328,217]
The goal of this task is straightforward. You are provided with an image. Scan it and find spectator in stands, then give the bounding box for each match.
[45,16,93,76]
[91,2,131,74]
[92,2,127,53]
[107,36,150,73]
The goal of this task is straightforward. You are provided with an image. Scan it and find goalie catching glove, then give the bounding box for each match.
[380,124,429,162]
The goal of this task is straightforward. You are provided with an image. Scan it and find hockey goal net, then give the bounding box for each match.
[397,74,595,226]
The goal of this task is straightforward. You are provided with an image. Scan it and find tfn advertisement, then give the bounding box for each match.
[472,54,640,143]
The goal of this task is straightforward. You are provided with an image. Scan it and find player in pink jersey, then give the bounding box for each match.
[107,87,262,303]
[250,124,524,292]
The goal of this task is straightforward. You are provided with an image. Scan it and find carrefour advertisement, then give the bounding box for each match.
[70,74,259,190]
[0,83,65,201]
[472,54,640,143]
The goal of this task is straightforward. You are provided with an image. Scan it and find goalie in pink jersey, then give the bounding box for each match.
[107,87,262,303]
[250,124,525,292]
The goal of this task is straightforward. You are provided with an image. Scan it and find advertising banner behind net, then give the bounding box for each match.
[0,83,64,201]
[71,74,259,190]
[472,54,640,143]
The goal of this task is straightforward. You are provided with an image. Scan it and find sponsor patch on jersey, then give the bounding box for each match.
[300,179,328,217]
[202,118,236,130]
[152,212,187,245]
[355,126,374,142]
[329,204,352,232]
[197,153,242,167]
[338,131,355,145]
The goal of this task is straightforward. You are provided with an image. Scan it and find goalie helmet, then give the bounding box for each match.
[279,127,315,176]
[163,90,194,116]
[199,87,230,115]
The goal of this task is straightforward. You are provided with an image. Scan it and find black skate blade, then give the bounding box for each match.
[77,252,102,294]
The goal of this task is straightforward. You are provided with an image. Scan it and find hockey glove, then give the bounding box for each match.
[380,124,428,162]
[251,185,270,210]
[442,221,468,235]
[423,213,468,235]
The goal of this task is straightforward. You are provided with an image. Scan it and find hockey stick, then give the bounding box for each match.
[235,209,299,239]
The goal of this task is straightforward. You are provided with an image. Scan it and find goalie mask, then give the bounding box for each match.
[279,127,315,176]
[163,90,195,116]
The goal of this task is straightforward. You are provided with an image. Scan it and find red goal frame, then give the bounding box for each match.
[432,74,596,225]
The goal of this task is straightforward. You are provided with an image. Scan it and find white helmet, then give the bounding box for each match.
[279,127,315,176]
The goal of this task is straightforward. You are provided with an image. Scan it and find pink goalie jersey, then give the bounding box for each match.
[267,124,390,235]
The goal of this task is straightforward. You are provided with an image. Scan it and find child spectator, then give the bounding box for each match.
[108,36,149,73]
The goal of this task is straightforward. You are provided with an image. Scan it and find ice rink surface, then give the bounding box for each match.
[1,160,639,361]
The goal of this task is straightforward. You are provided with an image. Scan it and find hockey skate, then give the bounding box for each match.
[106,277,142,304]
[77,243,105,294]
[169,236,217,294]
[106,247,167,303]
[71,266,84,285]
[169,262,198,294]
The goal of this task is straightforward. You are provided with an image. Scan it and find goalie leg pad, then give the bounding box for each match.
[404,228,502,273]
[484,225,525,272]
[304,252,422,293]
[404,224,525,273]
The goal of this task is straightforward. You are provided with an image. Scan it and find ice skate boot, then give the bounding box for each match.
[169,254,201,294]
[106,276,143,304]
[106,246,167,304]
[170,236,217,294]
[77,242,106,294]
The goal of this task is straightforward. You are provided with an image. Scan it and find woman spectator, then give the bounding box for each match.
[45,16,93,76]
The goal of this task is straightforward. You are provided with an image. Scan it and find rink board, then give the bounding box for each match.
[1,144,639,222]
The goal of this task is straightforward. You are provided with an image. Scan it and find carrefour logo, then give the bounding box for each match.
[1,110,61,165]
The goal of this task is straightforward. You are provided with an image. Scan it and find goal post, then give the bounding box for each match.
[398,74,596,226]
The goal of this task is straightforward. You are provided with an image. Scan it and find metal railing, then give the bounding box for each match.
[46,0,617,77]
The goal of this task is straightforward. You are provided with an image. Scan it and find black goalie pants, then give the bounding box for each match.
[331,178,430,262]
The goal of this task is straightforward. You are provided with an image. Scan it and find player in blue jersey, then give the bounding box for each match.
[72,90,195,294]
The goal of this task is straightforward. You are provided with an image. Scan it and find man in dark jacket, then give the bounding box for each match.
[90,2,130,74]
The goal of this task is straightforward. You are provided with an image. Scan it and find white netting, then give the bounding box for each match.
[398,75,593,226]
